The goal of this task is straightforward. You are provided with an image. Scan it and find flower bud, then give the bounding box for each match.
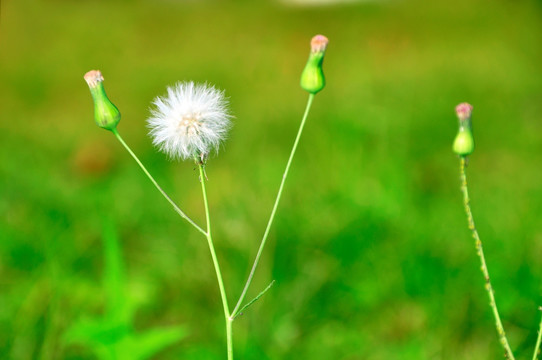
[84,70,121,131]
[452,103,474,156]
[300,35,328,94]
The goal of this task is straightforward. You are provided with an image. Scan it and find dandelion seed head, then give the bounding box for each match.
[147,82,232,161]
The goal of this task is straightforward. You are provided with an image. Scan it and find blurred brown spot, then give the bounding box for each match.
[72,139,114,177]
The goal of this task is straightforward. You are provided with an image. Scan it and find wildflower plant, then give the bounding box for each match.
[453,103,542,359]
[84,35,328,359]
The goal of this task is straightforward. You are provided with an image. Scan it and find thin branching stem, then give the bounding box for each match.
[231,93,315,319]
[112,129,207,236]
[532,309,542,360]
[232,280,275,320]
[459,156,515,359]
[198,163,233,360]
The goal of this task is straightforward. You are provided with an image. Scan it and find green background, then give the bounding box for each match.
[1,0,542,358]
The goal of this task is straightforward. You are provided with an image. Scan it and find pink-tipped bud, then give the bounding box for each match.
[84,70,104,88]
[455,102,473,122]
[84,70,121,131]
[310,35,329,54]
[301,34,329,94]
[453,102,474,156]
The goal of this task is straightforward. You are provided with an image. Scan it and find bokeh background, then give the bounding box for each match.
[1,0,542,358]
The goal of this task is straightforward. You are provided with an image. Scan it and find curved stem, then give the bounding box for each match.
[532,309,542,360]
[459,156,515,359]
[112,129,206,236]
[231,94,315,318]
[198,164,233,360]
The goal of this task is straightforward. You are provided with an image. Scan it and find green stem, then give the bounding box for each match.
[459,156,515,359]
[532,309,542,360]
[232,280,275,320]
[198,164,233,360]
[227,318,233,360]
[231,93,315,318]
[112,129,206,236]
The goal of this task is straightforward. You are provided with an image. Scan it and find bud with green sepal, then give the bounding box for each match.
[453,102,474,157]
[300,35,329,94]
[84,70,121,131]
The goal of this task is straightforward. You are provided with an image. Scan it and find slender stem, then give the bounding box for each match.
[231,93,315,318]
[226,318,233,360]
[532,309,542,360]
[198,164,233,360]
[112,129,206,236]
[459,156,515,359]
[232,280,275,320]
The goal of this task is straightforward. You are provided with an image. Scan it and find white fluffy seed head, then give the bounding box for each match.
[147,82,232,161]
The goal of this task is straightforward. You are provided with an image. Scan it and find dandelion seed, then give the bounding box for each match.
[147,82,232,161]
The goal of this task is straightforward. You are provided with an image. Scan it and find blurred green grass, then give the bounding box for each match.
[1,0,542,358]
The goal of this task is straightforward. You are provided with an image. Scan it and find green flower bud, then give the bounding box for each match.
[453,128,475,156]
[452,103,474,156]
[300,35,328,94]
[84,70,120,131]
